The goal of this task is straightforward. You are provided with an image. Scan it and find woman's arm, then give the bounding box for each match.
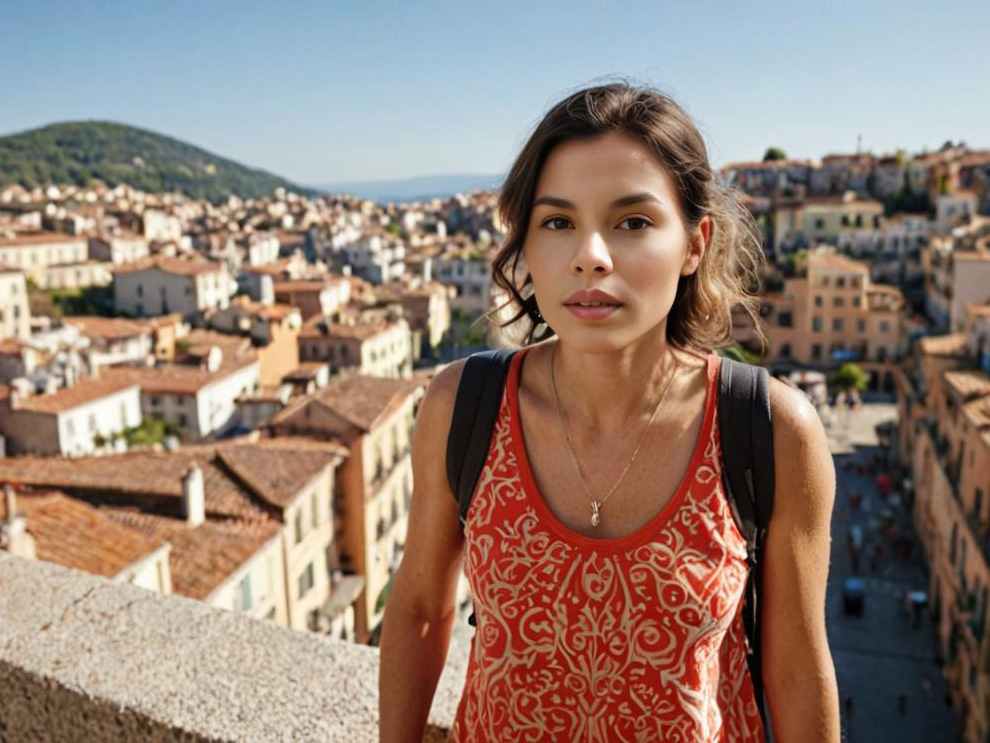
[760,378,841,742]
[379,360,468,743]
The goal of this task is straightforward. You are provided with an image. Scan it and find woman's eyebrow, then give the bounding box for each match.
[532,192,664,209]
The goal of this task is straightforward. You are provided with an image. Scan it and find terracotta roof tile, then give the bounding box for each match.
[272,374,424,433]
[11,376,139,415]
[98,506,280,600]
[62,316,151,342]
[918,333,969,357]
[217,446,340,508]
[962,396,990,430]
[943,369,990,402]
[3,490,165,578]
[113,256,224,276]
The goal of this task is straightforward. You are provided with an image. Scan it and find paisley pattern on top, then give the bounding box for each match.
[449,347,766,742]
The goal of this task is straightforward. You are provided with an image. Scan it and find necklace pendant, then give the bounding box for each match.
[590,500,601,527]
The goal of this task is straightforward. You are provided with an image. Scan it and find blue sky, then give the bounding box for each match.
[0,0,986,185]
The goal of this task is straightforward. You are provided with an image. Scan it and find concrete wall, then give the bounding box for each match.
[0,551,470,742]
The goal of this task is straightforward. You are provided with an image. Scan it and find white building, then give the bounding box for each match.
[0,376,142,457]
[432,254,492,316]
[338,233,406,285]
[113,257,236,319]
[88,232,151,265]
[103,347,261,441]
[0,266,30,341]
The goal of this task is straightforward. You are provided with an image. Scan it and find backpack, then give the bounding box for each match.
[445,347,776,738]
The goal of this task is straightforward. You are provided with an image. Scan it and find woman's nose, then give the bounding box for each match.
[571,231,612,274]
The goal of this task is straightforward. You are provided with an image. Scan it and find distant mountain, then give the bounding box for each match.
[0,121,319,204]
[316,173,504,203]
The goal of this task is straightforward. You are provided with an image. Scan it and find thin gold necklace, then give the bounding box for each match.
[549,344,678,528]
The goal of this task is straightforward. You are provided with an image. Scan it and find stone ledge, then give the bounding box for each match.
[0,552,469,742]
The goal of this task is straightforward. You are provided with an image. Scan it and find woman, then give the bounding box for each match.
[380,81,839,742]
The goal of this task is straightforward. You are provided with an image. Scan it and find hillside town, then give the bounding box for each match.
[1,140,990,741]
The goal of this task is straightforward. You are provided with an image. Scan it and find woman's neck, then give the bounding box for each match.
[538,333,701,435]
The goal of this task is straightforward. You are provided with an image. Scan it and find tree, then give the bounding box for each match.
[829,363,868,393]
[763,147,787,162]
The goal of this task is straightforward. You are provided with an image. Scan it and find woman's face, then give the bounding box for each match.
[523,131,710,353]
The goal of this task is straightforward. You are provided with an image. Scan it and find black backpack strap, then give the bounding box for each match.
[445,348,517,527]
[717,356,775,739]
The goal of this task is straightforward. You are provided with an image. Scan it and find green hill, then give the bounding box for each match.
[0,120,319,204]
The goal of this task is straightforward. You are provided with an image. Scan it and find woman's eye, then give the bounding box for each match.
[542,217,571,230]
[619,217,652,231]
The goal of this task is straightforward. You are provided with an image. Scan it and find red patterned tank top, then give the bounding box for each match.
[449,346,766,743]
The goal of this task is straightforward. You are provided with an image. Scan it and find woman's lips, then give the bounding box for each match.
[564,304,622,320]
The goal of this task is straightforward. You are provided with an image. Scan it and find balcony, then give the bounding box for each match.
[0,552,466,742]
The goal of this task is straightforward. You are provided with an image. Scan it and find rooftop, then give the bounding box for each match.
[9,376,139,415]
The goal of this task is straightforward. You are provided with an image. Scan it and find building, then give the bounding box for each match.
[113,256,236,319]
[897,306,990,743]
[88,232,151,265]
[267,374,427,642]
[924,223,990,334]
[772,193,885,254]
[102,332,260,441]
[61,316,153,373]
[432,250,492,316]
[400,281,453,357]
[298,314,413,379]
[0,376,142,457]
[207,297,302,387]
[0,266,30,341]
[1,485,171,593]
[0,439,355,637]
[0,231,89,284]
[272,278,350,320]
[744,247,907,373]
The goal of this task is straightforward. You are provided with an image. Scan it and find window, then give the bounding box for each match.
[880,321,890,333]
[833,318,843,331]
[779,343,792,359]
[814,295,823,307]
[857,319,866,333]
[137,284,144,297]
[837,276,846,288]
[297,562,315,599]
[235,574,252,612]
[813,317,823,332]
[295,509,303,544]
[812,344,823,360]
[854,214,863,228]
[833,297,844,307]
[853,296,862,308]
[777,311,793,328]
[873,215,881,228]
[814,218,825,230]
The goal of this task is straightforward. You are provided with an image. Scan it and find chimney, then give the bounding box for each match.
[1,484,36,560]
[181,464,205,526]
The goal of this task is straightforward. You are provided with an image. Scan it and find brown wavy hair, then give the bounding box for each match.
[482,80,767,355]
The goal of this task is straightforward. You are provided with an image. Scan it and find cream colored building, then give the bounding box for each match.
[433,251,492,316]
[400,281,453,356]
[0,266,30,341]
[88,232,151,265]
[742,247,906,369]
[113,257,236,319]
[273,277,350,320]
[298,315,413,379]
[924,225,990,334]
[0,231,89,284]
[773,193,885,254]
[268,375,427,642]
[899,307,990,743]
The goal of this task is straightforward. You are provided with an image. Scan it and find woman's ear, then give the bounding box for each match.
[681,214,711,276]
